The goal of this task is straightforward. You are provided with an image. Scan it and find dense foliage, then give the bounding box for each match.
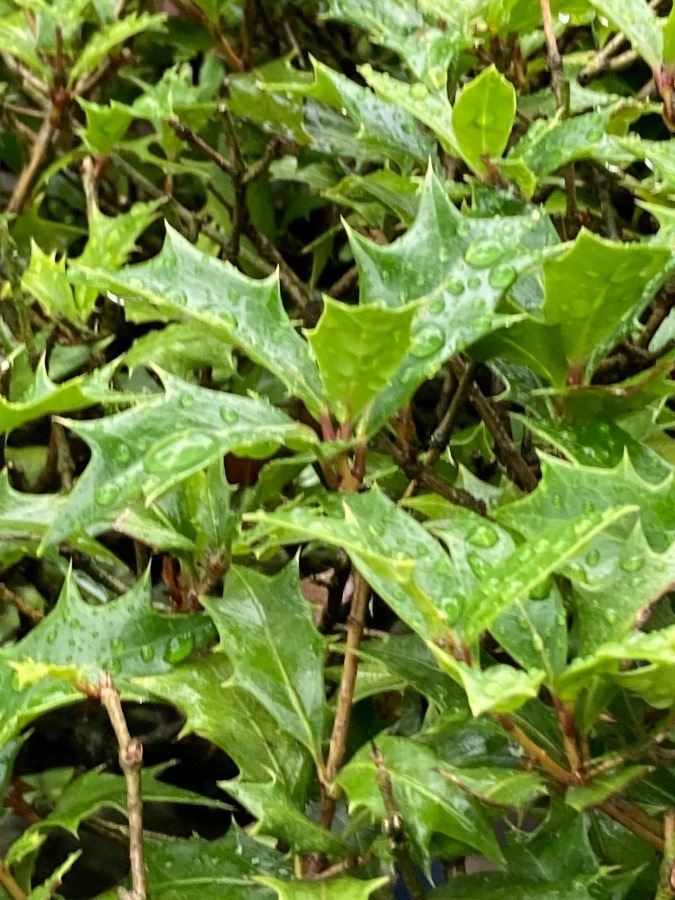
[1,0,675,897]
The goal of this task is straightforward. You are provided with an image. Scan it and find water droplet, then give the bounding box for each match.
[605,609,617,624]
[113,442,132,464]
[144,433,220,475]
[467,523,498,548]
[111,637,124,654]
[551,494,564,509]
[467,275,482,290]
[179,394,196,409]
[484,679,502,697]
[620,556,645,573]
[410,82,429,99]
[165,289,188,306]
[583,501,595,515]
[530,575,552,600]
[489,265,516,289]
[447,279,465,296]
[46,629,58,645]
[428,297,445,314]
[465,240,505,268]
[416,543,430,557]
[467,551,489,578]
[221,407,239,425]
[164,633,195,665]
[585,549,600,566]
[410,324,445,358]
[95,483,122,506]
[140,645,155,663]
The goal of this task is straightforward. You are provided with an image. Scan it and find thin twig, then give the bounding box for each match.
[600,800,664,851]
[451,358,538,492]
[579,0,664,84]
[0,583,43,624]
[327,265,358,299]
[638,290,675,349]
[0,860,25,900]
[99,673,147,900]
[427,361,476,466]
[168,118,238,180]
[657,809,675,898]
[6,106,57,214]
[496,714,574,784]
[372,743,425,900]
[553,696,583,782]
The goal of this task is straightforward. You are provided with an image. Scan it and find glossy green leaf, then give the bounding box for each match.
[346,168,555,431]
[42,371,318,548]
[431,655,545,716]
[325,0,467,89]
[136,656,311,795]
[586,0,662,68]
[461,505,636,642]
[306,297,416,424]
[428,872,623,899]
[246,487,459,641]
[542,229,670,376]
[224,779,345,855]
[255,876,390,899]
[0,15,50,79]
[203,564,325,765]
[70,225,326,417]
[496,453,675,551]
[336,735,504,863]
[68,12,166,84]
[143,826,290,900]
[664,6,675,65]
[452,66,516,174]
[566,766,652,811]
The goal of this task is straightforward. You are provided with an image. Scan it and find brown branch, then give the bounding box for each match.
[99,673,147,900]
[496,714,575,784]
[638,290,675,349]
[451,358,538,492]
[177,1,244,71]
[0,583,43,624]
[658,809,675,898]
[0,859,25,900]
[372,743,425,900]
[601,799,664,852]
[6,106,58,214]
[553,696,583,782]
[327,265,358,299]
[168,118,238,180]
[380,435,488,516]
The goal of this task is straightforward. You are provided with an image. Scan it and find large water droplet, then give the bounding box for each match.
[95,483,123,506]
[113,442,132,464]
[410,324,445,358]
[179,394,196,409]
[447,279,465,296]
[465,240,505,268]
[111,637,124,654]
[164,289,188,306]
[428,297,445,314]
[620,556,645,573]
[585,549,600,566]
[467,274,482,290]
[46,629,58,645]
[221,408,239,425]
[164,633,195,665]
[410,82,429,99]
[140,645,155,663]
[467,551,489,578]
[467,523,498,548]
[144,433,220,475]
[489,265,516,289]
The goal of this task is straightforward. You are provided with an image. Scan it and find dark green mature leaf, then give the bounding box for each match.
[428,872,624,899]
[0,471,66,566]
[143,826,290,900]
[452,66,516,175]
[137,656,311,795]
[336,735,505,863]
[70,225,326,417]
[203,563,325,765]
[10,568,214,680]
[42,371,318,547]
[496,454,675,551]
[346,169,556,431]
[0,657,79,748]
[541,229,670,377]
[68,12,166,84]
[255,876,390,898]
[224,779,345,855]
[306,298,416,424]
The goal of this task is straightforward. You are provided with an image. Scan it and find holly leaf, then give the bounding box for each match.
[586,0,663,68]
[143,826,291,900]
[452,66,516,174]
[430,655,545,716]
[255,876,390,899]
[335,735,504,863]
[69,225,326,417]
[68,12,166,85]
[542,229,669,377]
[306,298,416,424]
[41,370,318,548]
[565,766,652,811]
[203,563,326,768]
[136,655,311,796]
[346,168,556,431]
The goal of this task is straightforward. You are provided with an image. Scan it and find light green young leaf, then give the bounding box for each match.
[42,371,318,548]
[433,652,545,716]
[255,876,390,899]
[68,12,166,85]
[461,506,637,642]
[542,229,670,377]
[664,6,675,65]
[452,65,516,175]
[203,564,326,766]
[306,298,416,424]
[70,225,326,417]
[0,15,50,80]
[586,0,663,68]
[335,735,505,863]
[21,241,77,319]
[137,656,311,796]
[565,766,652,811]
